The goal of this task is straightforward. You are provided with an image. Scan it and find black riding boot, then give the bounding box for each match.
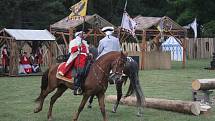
[73,75,82,95]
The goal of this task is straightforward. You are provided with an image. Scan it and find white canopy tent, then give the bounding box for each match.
[4,29,56,41]
[162,36,183,61]
[0,28,56,76]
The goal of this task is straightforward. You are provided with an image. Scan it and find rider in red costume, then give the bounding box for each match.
[58,31,89,95]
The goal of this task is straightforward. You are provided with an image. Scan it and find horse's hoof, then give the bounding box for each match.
[87,105,92,109]
[111,109,116,113]
[136,113,143,117]
[48,117,53,121]
[72,119,77,121]
[34,108,41,113]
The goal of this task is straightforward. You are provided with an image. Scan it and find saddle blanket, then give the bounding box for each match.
[56,62,74,83]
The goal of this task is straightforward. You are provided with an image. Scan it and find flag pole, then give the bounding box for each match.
[119,0,127,42]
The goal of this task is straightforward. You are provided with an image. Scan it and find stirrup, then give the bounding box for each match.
[74,87,82,95]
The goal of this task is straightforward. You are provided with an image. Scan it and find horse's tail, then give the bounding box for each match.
[35,68,49,102]
[126,60,145,108]
[124,79,134,97]
[132,72,145,107]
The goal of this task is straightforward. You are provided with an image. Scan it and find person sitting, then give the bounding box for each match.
[19,52,32,74]
[29,53,40,73]
[35,47,43,69]
[58,31,89,95]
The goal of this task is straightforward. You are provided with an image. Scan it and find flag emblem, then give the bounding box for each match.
[69,0,88,19]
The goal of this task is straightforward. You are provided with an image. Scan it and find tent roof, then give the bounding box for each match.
[4,29,55,41]
[50,14,115,30]
[134,15,161,30]
[134,15,185,31]
[162,36,181,46]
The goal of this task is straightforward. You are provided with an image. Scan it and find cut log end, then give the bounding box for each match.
[192,80,201,90]
[191,102,201,115]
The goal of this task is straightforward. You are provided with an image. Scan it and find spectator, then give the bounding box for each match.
[19,52,32,74]
[1,46,9,73]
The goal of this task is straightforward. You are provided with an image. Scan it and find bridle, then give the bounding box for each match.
[111,57,126,75]
[92,57,126,82]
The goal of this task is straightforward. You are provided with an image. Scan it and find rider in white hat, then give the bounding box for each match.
[97,26,121,59]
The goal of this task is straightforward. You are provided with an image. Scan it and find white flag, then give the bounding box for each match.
[121,11,137,37]
[190,18,197,38]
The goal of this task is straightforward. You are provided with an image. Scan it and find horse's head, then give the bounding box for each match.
[109,51,127,82]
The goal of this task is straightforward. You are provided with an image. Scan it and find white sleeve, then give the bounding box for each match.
[97,41,104,55]
[117,38,121,51]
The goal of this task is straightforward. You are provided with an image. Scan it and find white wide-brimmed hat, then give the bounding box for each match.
[75,31,84,37]
[102,26,114,35]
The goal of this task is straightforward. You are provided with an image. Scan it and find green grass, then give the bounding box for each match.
[0,59,215,121]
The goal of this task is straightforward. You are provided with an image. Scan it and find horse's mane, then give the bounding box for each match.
[95,51,121,63]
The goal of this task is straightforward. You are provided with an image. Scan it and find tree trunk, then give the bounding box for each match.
[192,79,215,90]
[106,95,201,116]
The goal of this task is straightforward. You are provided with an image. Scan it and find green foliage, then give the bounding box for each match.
[202,20,215,37]
[0,0,67,29]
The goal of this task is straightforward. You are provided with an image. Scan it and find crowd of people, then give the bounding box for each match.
[18,49,43,74]
[1,46,43,74]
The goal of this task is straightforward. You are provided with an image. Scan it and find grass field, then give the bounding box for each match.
[0,59,215,121]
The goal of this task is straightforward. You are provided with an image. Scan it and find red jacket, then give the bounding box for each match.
[20,55,30,64]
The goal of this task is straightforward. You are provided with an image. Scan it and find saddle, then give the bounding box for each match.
[56,62,76,83]
[56,54,93,83]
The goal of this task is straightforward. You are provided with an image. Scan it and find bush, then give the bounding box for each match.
[202,20,215,37]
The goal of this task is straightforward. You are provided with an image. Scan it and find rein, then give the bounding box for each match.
[92,57,124,82]
[93,63,109,82]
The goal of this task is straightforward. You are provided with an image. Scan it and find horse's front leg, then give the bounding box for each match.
[34,86,55,113]
[112,82,123,113]
[47,86,67,121]
[72,94,90,121]
[98,93,108,121]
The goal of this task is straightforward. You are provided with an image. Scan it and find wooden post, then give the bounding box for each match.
[9,39,19,76]
[94,29,97,46]
[141,30,147,70]
[69,28,74,41]
[47,42,52,68]
[50,42,57,65]
[182,38,186,68]
[61,32,68,54]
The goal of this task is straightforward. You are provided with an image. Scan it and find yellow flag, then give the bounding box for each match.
[68,0,88,19]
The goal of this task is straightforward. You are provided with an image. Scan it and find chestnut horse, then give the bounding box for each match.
[34,51,127,121]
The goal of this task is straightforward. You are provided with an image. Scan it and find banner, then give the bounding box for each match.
[68,0,88,19]
[121,11,137,37]
[190,18,197,38]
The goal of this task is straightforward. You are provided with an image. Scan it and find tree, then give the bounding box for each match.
[0,0,215,37]
[0,0,67,29]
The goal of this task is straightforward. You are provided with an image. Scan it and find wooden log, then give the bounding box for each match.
[106,95,201,116]
[192,79,215,90]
